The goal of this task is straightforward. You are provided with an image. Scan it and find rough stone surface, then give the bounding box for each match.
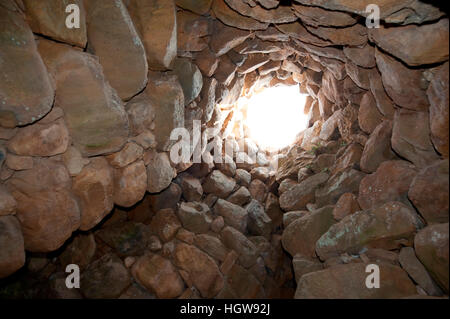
[221,226,258,268]
[38,39,129,157]
[8,159,80,251]
[399,247,443,296]
[172,58,203,105]
[23,0,87,47]
[203,170,236,198]
[427,62,449,158]
[106,142,144,169]
[85,0,148,100]
[113,160,147,208]
[127,0,177,70]
[149,209,181,243]
[59,233,96,270]
[358,160,417,210]
[414,223,449,293]
[0,215,25,278]
[173,243,224,298]
[332,193,360,221]
[146,152,176,193]
[177,202,212,234]
[374,48,428,111]
[292,254,323,283]
[7,119,69,157]
[0,4,55,127]
[392,109,439,168]
[280,172,329,211]
[246,199,271,238]
[295,263,416,299]
[145,73,184,152]
[96,221,151,257]
[316,202,423,260]
[315,168,365,207]
[0,185,17,216]
[214,199,248,233]
[408,160,449,224]
[227,186,252,206]
[360,120,397,173]
[73,157,113,231]
[369,19,449,66]
[132,253,184,298]
[175,0,213,15]
[81,253,131,299]
[282,206,335,258]
[212,0,269,31]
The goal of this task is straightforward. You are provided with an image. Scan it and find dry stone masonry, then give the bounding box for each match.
[0,0,448,299]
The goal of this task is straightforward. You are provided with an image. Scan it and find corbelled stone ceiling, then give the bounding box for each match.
[0,0,448,299]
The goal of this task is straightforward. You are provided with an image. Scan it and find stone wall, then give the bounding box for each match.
[0,0,448,299]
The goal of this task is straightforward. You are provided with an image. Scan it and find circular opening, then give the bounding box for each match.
[239,85,309,151]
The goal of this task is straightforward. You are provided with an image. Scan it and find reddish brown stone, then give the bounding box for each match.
[332,193,360,221]
[358,160,417,210]
[392,109,439,168]
[295,263,416,299]
[173,243,224,298]
[360,120,398,173]
[415,224,449,293]
[113,160,147,208]
[85,0,147,100]
[427,62,449,158]
[0,215,25,278]
[358,91,383,134]
[72,157,113,231]
[132,254,184,298]
[408,159,449,224]
[149,209,181,243]
[317,201,422,260]
[127,0,177,70]
[282,206,335,258]
[375,48,428,111]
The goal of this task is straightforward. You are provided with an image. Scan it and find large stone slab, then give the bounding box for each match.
[212,0,269,30]
[369,19,449,66]
[38,39,129,157]
[408,159,449,224]
[358,160,417,210]
[73,157,114,231]
[85,0,148,100]
[23,0,87,47]
[144,73,184,152]
[0,5,54,127]
[224,0,297,24]
[316,202,423,260]
[127,0,177,70]
[132,253,184,298]
[7,119,69,157]
[292,4,356,27]
[175,0,213,15]
[374,48,428,111]
[282,206,335,258]
[7,159,80,252]
[171,58,203,105]
[173,242,224,298]
[295,263,416,299]
[292,0,445,25]
[415,224,449,293]
[391,109,439,168]
[427,62,449,158]
[0,215,25,278]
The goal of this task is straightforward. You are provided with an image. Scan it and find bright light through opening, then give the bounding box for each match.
[240,85,309,151]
